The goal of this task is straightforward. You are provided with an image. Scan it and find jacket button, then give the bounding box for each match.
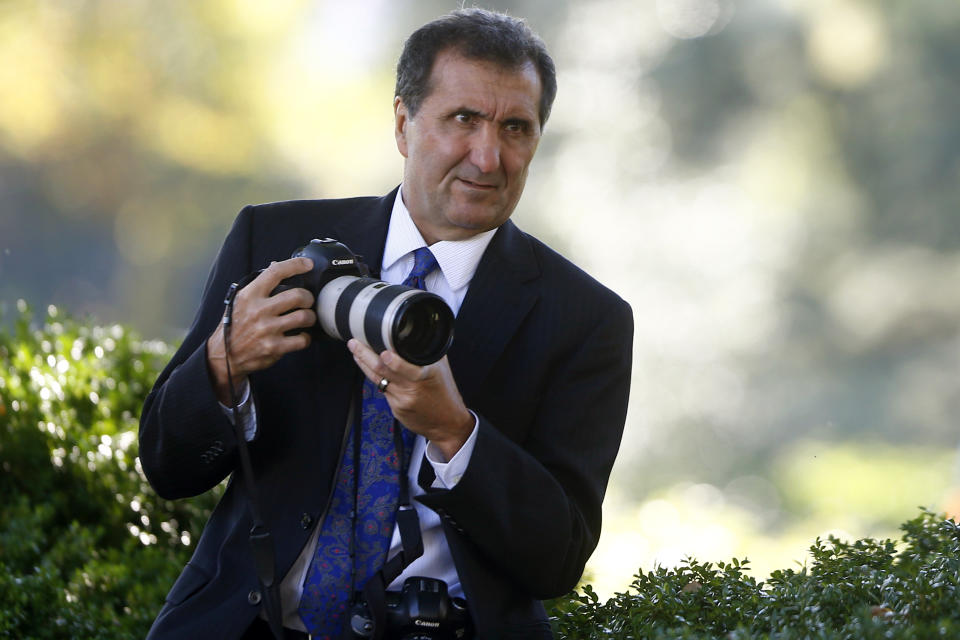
[248,589,262,605]
[300,512,314,530]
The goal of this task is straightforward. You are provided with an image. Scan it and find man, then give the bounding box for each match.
[139,8,633,639]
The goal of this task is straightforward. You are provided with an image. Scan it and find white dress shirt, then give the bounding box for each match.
[227,187,496,630]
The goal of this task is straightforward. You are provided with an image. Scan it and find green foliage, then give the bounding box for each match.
[550,509,960,639]
[0,302,219,639]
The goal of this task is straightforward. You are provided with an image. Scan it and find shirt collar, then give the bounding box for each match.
[383,185,497,292]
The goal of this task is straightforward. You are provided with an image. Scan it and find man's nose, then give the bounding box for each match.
[469,125,501,174]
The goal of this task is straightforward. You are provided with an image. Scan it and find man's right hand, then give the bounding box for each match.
[206,257,316,405]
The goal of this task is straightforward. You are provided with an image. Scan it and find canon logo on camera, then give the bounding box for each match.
[331,259,355,266]
[413,620,441,628]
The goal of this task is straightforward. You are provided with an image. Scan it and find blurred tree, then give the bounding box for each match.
[0,0,314,337]
[524,0,960,496]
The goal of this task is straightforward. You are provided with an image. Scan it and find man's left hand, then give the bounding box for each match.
[348,339,474,461]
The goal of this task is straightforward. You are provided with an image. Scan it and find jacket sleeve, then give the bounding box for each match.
[138,206,256,500]
[416,294,634,599]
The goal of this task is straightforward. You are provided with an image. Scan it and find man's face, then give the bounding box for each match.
[394,50,543,244]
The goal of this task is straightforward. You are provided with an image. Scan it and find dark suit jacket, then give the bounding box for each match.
[139,188,633,639]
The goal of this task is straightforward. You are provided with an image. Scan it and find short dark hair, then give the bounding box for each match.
[395,8,557,127]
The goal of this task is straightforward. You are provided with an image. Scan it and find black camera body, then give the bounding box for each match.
[274,238,454,366]
[349,577,471,639]
[276,237,371,294]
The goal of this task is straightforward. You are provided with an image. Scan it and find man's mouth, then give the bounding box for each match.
[458,178,497,190]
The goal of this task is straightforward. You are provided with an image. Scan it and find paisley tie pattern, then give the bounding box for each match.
[298,248,439,638]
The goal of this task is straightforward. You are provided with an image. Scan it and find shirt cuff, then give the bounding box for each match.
[424,410,479,489]
[218,379,258,441]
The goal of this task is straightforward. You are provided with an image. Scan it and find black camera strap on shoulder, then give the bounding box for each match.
[222,278,285,640]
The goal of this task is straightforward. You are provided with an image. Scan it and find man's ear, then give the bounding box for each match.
[394,96,409,158]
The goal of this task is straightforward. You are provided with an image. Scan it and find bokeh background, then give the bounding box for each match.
[2,0,959,598]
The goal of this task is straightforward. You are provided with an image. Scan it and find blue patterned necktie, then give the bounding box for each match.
[298,247,439,638]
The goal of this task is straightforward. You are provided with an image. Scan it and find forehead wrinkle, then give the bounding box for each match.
[424,52,540,121]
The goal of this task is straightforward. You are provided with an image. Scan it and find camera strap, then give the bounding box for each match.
[223,278,284,640]
[385,423,425,578]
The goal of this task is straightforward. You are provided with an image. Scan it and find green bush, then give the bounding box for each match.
[3,304,959,639]
[0,302,219,639]
[549,509,960,638]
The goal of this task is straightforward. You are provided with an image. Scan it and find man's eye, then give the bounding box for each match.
[454,113,473,124]
[505,119,536,135]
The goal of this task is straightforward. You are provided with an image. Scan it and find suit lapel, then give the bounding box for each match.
[447,219,540,404]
